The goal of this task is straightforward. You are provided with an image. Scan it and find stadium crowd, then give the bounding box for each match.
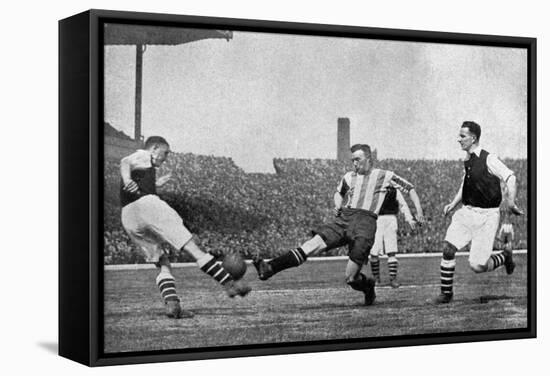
[104,154,528,264]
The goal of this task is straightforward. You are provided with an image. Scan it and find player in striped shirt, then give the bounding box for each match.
[253,144,424,305]
[119,136,251,319]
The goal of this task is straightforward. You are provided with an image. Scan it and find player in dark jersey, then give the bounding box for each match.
[369,186,417,288]
[432,121,523,304]
[119,136,251,318]
[254,144,424,306]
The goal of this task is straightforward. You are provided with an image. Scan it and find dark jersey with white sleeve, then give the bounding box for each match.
[120,149,157,208]
[462,148,513,209]
[378,187,399,215]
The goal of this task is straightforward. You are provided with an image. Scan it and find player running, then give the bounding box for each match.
[369,186,417,288]
[432,121,523,304]
[253,144,424,306]
[119,136,251,319]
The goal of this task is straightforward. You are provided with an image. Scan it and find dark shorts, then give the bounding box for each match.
[312,208,377,265]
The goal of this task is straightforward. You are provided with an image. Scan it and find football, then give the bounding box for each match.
[222,252,247,280]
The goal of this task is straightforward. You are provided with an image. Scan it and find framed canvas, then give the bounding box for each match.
[59,9,536,366]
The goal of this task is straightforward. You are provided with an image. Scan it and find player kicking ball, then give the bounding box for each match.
[119,136,251,319]
[253,144,424,306]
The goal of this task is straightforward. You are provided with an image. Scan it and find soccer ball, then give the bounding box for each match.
[222,252,247,280]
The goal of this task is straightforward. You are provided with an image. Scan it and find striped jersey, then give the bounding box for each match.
[337,168,414,214]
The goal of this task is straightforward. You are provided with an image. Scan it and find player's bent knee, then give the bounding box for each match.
[349,237,373,265]
[443,241,458,260]
[344,260,362,283]
[156,253,170,267]
[344,274,356,284]
[348,251,367,266]
[469,262,487,273]
[301,235,328,255]
[345,272,364,286]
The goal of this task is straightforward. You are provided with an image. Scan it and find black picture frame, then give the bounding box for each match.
[59,9,536,367]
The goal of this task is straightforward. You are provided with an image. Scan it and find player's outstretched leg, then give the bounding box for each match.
[198,254,251,297]
[387,254,400,288]
[253,235,326,281]
[253,247,308,281]
[196,253,251,297]
[183,240,251,297]
[155,254,194,319]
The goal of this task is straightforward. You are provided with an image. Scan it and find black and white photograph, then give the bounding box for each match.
[8,1,548,374]
[101,17,532,355]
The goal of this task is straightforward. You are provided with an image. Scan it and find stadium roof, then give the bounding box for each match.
[104,23,232,45]
[104,23,233,141]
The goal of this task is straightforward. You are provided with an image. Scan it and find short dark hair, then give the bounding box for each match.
[350,144,372,159]
[461,121,481,142]
[144,136,169,149]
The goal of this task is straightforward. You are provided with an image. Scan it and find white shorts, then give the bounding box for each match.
[371,215,398,256]
[445,205,500,266]
[121,195,193,262]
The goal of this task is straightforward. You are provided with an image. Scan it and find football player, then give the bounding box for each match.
[369,186,417,288]
[254,144,424,306]
[432,121,523,304]
[119,136,251,318]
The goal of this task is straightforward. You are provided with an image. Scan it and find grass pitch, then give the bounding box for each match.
[104,254,528,353]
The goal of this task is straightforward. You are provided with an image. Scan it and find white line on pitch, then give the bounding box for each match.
[254,284,441,294]
[105,249,528,271]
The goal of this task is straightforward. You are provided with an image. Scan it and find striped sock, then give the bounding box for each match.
[488,252,506,271]
[440,259,456,296]
[388,257,398,280]
[270,248,308,274]
[370,259,380,280]
[197,254,233,285]
[156,272,179,303]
